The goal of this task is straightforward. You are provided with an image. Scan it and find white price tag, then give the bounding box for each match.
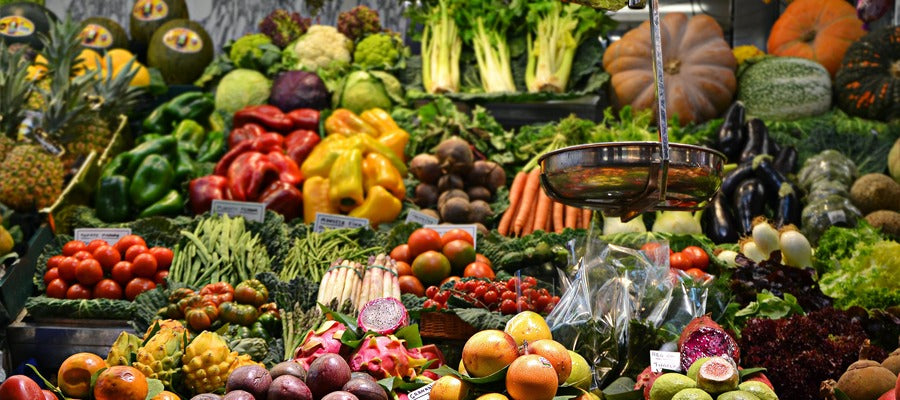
[406,209,439,226]
[314,213,370,232]
[650,350,682,373]
[211,200,266,223]
[424,224,479,249]
[74,228,132,245]
[408,382,435,400]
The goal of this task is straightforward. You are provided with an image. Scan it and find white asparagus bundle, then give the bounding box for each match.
[316,258,342,305]
[359,254,402,313]
[390,259,401,299]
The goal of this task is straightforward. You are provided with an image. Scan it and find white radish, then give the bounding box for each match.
[780,230,813,268]
[752,218,780,257]
[741,240,767,263]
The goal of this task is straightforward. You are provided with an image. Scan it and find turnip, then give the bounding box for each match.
[740,239,766,263]
[602,214,646,235]
[751,217,780,258]
[779,228,812,268]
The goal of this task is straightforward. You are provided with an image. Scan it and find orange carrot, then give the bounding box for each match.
[498,171,527,236]
[565,206,579,229]
[523,194,538,236]
[513,169,541,235]
[582,209,593,230]
[533,189,552,233]
[553,202,565,234]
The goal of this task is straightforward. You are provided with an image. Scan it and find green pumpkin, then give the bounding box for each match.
[834,26,900,122]
[147,18,212,85]
[129,0,188,48]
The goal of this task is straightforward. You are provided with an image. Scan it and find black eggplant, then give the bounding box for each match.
[773,146,798,175]
[733,178,767,236]
[754,158,802,227]
[717,101,746,161]
[704,192,739,244]
[739,118,769,163]
[857,0,894,23]
[720,162,754,199]
[775,191,802,228]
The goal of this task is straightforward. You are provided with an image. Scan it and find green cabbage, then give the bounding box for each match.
[215,69,271,114]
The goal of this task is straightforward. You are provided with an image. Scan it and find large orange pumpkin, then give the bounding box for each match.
[603,13,736,125]
[767,0,865,77]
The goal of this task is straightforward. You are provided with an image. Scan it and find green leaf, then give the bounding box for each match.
[145,378,165,400]
[602,377,639,397]
[91,366,108,390]
[319,302,359,332]
[26,364,67,399]
[395,324,424,349]
[738,367,767,379]
[378,376,430,393]
[453,308,513,331]
[432,364,510,384]
[147,68,167,96]
[340,329,365,348]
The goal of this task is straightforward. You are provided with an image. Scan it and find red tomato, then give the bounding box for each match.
[66,283,92,300]
[475,253,492,268]
[72,250,93,261]
[0,375,43,400]
[62,240,86,256]
[684,268,708,281]
[57,257,78,282]
[125,278,156,301]
[154,270,168,285]
[93,245,121,272]
[124,244,149,263]
[149,247,174,270]
[390,244,411,264]
[407,228,443,259]
[114,235,146,255]
[42,389,56,400]
[463,262,495,280]
[131,253,158,278]
[682,246,709,271]
[43,268,59,285]
[75,259,104,286]
[46,278,68,299]
[441,229,474,247]
[46,255,64,270]
[110,261,134,285]
[641,242,674,255]
[86,239,108,254]
[669,252,693,271]
[93,279,123,300]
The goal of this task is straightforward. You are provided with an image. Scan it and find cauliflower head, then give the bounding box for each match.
[353,33,403,69]
[283,25,353,72]
[229,33,274,69]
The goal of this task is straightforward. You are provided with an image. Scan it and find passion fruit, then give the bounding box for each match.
[505,355,558,400]
[462,330,520,378]
[526,340,572,384]
[430,376,470,400]
[59,352,108,398]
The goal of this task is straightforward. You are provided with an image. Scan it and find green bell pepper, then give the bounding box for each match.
[249,321,270,340]
[125,136,177,177]
[142,104,171,134]
[139,190,183,218]
[197,131,225,163]
[96,175,131,222]
[164,92,214,123]
[175,148,196,182]
[129,154,175,208]
[101,152,132,179]
[173,119,206,154]
[135,133,165,145]
[257,311,280,337]
[218,302,258,326]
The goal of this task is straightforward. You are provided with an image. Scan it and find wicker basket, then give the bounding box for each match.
[419,312,478,340]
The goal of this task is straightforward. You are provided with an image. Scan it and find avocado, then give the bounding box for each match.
[146,18,212,85]
[129,0,188,48]
[79,17,128,51]
[0,1,56,49]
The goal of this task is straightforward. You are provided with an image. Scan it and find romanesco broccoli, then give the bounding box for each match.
[353,33,403,69]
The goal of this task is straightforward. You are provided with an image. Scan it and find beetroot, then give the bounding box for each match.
[294,320,350,370]
[678,315,740,372]
[634,366,662,400]
[357,298,409,335]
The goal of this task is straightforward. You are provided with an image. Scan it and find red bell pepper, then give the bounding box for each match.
[233,105,294,133]
[284,129,320,167]
[267,151,303,186]
[259,181,303,221]
[214,133,285,176]
[227,152,280,201]
[287,109,320,131]
[188,175,231,214]
[228,123,265,149]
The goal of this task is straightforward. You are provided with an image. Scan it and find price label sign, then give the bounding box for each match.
[211,200,266,223]
[424,224,479,249]
[405,209,439,226]
[314,213,370,232]
[408,382,435,400]
[650,350,682,373]
[74,228,132,245]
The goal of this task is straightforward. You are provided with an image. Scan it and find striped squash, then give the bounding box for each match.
[737,57,832,121]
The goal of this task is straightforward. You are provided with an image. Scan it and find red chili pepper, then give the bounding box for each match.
[227,152,280,201]
[228,123,265,149]
[188,175,231,214]
[287,108,320,131]
[214,133,285,176]
[284,129,320,167]
[266,151,304,186]
[258,181,303,221]
[233,105,295,133]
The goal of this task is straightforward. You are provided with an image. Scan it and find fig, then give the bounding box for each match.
[435,137,474,175]
[343,377,389,400]
[467,161,506,193]
[468,200,493,224]
[321,391,359,400]
[270,361,307,381]
[466,186,492,202]
[350,372,377,382]
[268,375,312,400]
[836,360,896,400]
[441,197,472,223]
[696,357,738,394]
[438,174,465,192]
[224,390,255,400]
[306,353,352,400]
[226,365,272,399]
[414,184,439,208]
[410,154,442,184]
[438,189,468,210]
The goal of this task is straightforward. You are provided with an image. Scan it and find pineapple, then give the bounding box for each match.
[134,326,186,391]
[0,145,65,210]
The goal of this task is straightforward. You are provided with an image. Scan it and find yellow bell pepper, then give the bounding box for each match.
[302,176,338,224]
[328,147,365,212]
[362,152,405,200]
[356,134,407,175]
[325,109,378,137]
[360,108,400,133]
[349,185,402,228]
[300,134,353,178]
[376,129,409,162]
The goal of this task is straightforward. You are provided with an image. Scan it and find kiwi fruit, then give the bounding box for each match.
[414,183,439,208]
[441,197,472,223]
[410,154,442,184]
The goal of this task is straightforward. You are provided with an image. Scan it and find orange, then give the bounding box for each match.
[152,390,182,400]
[74,48,103,75]
[505,355,559,400]
[93,365,149,400]
[461,330,519,378]
[58,352,107,398]
[526,340,572,384]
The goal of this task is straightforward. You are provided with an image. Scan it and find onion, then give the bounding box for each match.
[751,217,780,257]
[741,240,767,263]
[779,229,812,268]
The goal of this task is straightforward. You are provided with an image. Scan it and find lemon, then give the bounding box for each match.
[504,310,552,346]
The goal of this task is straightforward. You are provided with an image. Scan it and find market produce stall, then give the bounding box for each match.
[1,0,899,399]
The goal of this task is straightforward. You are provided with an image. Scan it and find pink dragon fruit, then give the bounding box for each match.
[410,344,445,380]
[357,298,409,335]
[634,366,662,400]
[678,315,740,372]
[348,335,430,379]
[294,320,350,370]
